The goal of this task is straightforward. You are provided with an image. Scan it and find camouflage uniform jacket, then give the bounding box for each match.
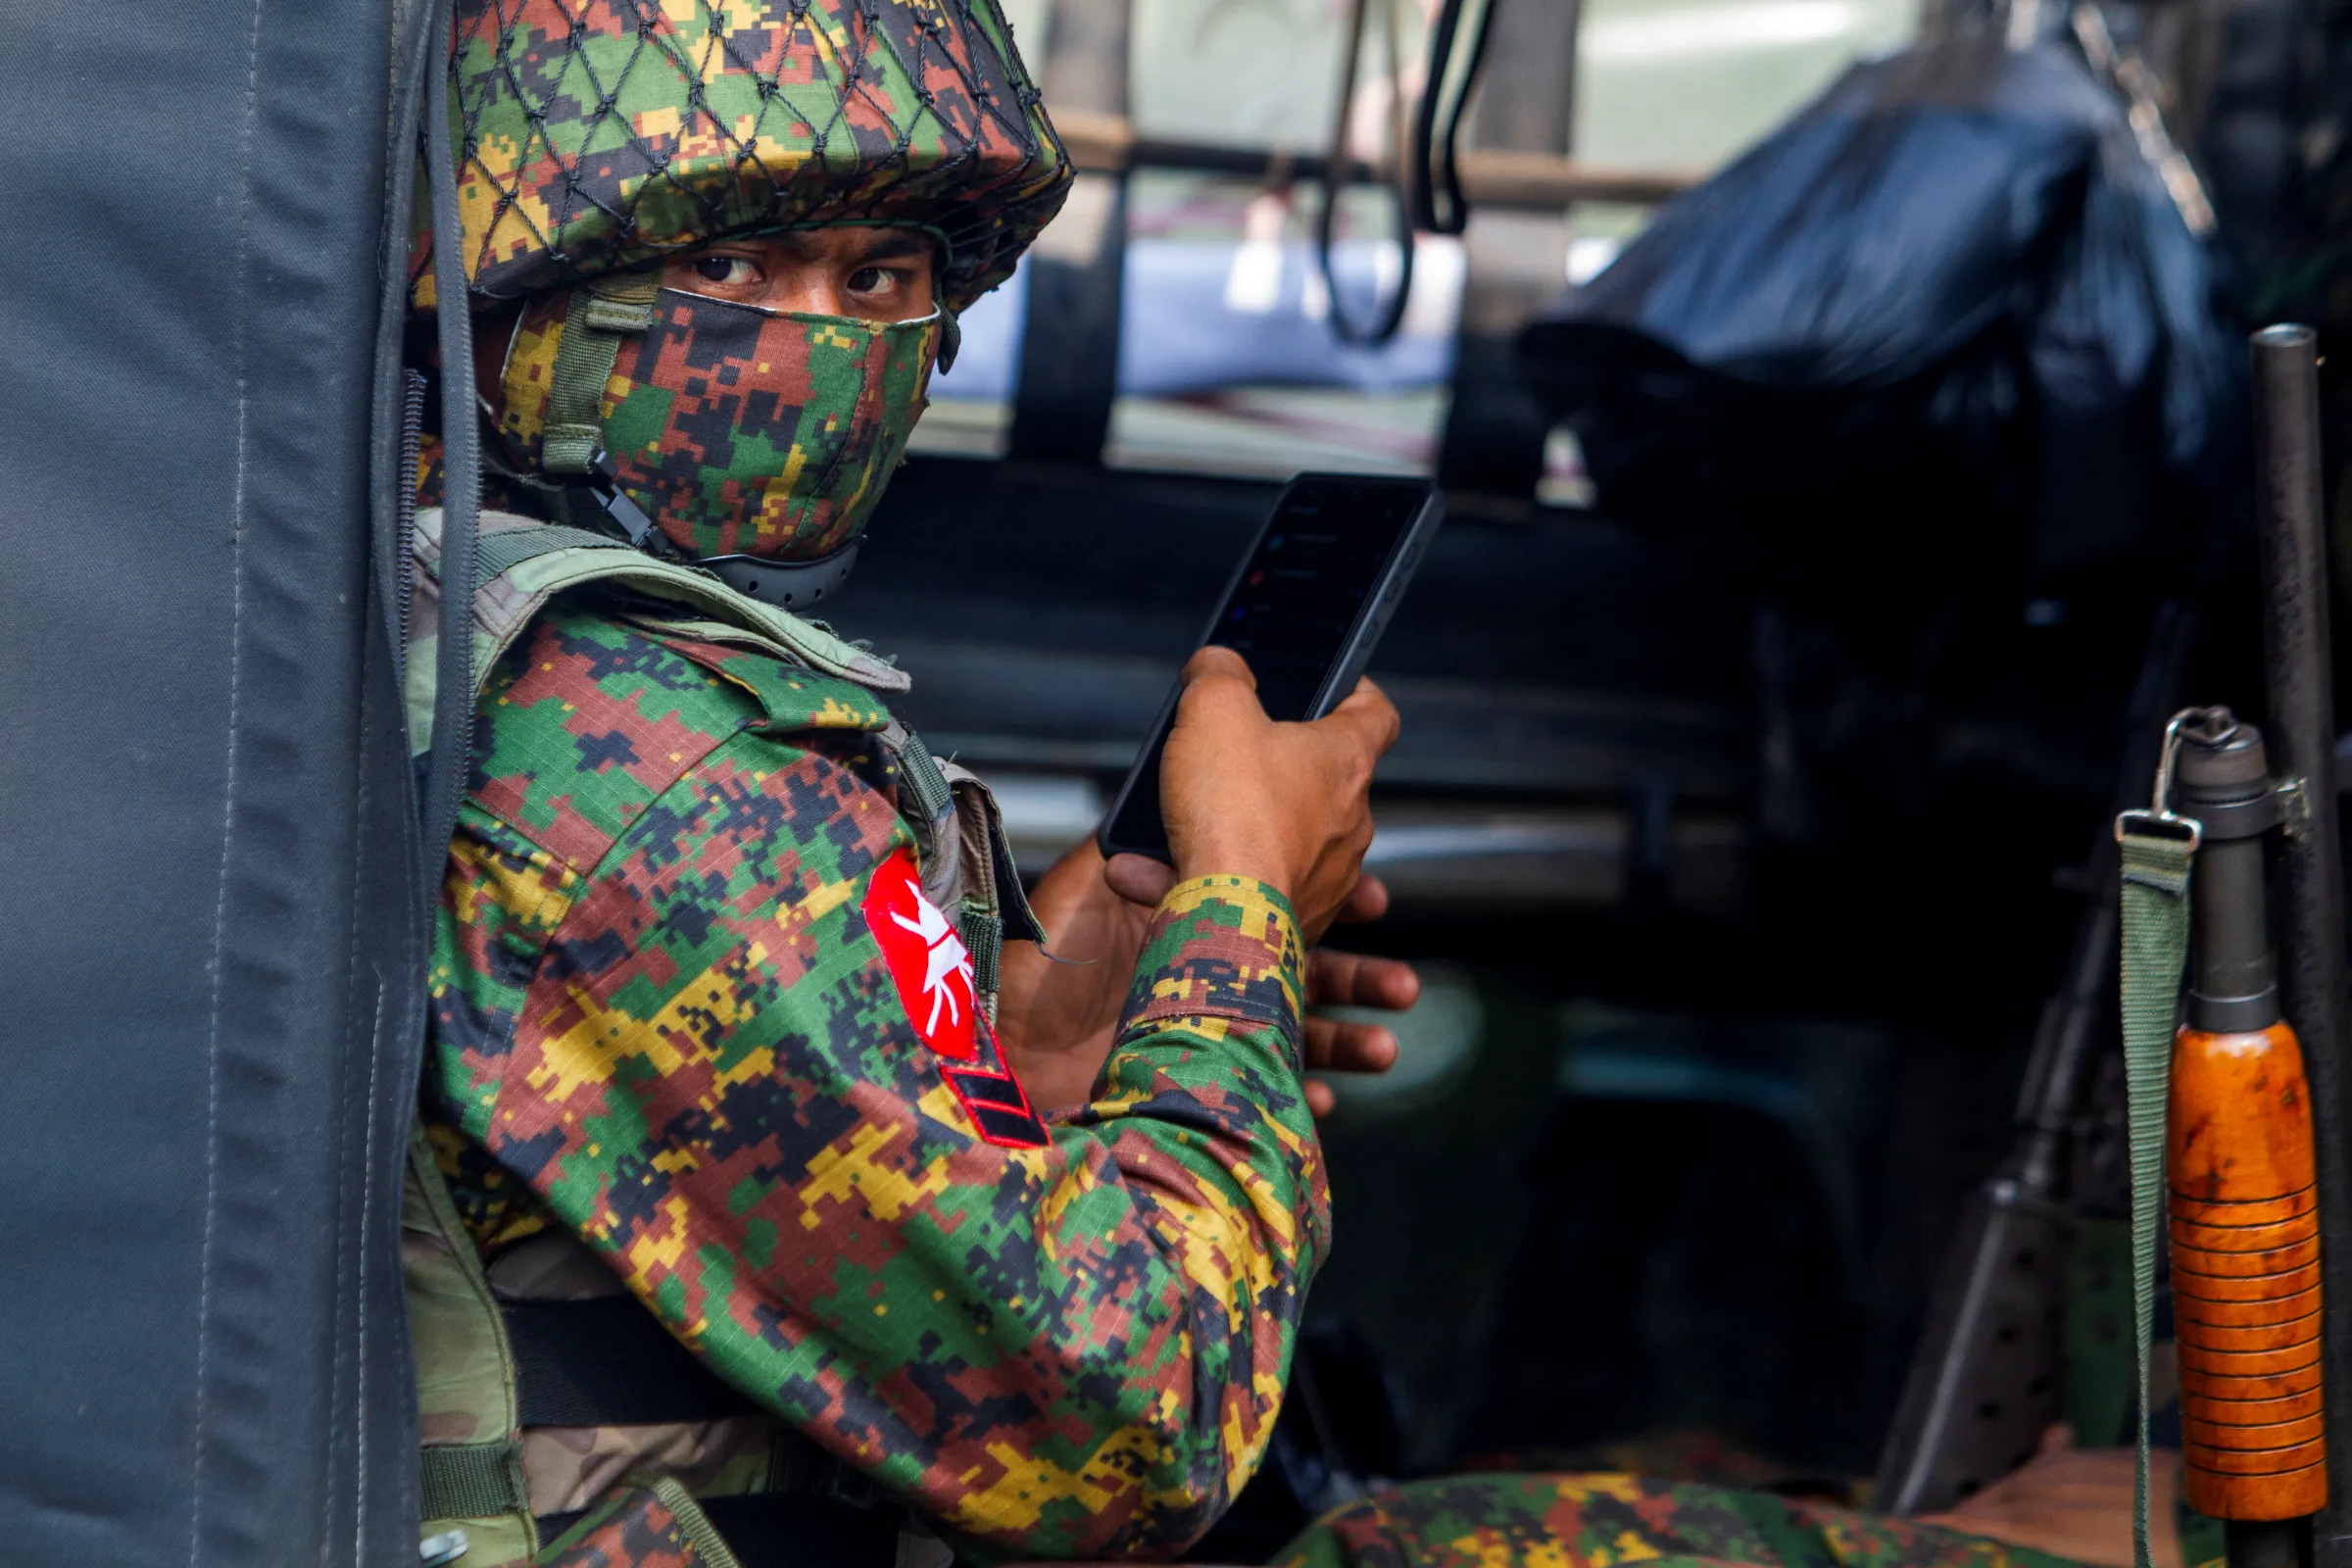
[429,594,1328,1559]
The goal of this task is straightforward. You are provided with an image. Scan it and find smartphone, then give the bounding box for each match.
[1097,472,1445,863]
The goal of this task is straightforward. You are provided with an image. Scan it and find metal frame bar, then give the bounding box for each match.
[2251,323,2349,1568]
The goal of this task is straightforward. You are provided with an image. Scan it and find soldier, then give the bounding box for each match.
[410,3,1409,1565]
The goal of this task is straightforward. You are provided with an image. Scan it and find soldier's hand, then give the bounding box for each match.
[1300,911,1417,1116]
[1094,869,1417,1117]
[995,840,1156,1114]
[1142,645,1399,942]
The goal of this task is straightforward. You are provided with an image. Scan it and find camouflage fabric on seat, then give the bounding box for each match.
[1273,1475,2080,1568]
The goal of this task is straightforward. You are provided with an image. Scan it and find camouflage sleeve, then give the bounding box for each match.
[437,703,1324,1559]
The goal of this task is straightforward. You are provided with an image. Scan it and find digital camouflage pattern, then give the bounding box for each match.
[432,0,1070,312]
[1273,1476,2080,1568]
[498,285,939,561]
[430,599,1328,1557]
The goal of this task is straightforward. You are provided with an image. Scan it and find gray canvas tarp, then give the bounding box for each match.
[0,0,427,1562]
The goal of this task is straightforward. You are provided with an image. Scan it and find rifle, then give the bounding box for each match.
[2144,710,2326,1568]
[1873,599,2196,1513]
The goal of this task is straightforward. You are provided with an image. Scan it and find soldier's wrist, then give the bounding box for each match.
[1170,834,1290,901]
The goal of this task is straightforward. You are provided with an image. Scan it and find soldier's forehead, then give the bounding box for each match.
[751,226,938,261]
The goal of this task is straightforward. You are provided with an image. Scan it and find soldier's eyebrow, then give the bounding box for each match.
[850,230,935,264]
[760,228,933,269]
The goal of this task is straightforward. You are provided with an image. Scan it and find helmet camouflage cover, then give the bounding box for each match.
[422,0,1071,313]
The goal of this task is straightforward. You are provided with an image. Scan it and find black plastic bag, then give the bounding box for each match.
[1518,32,2238,587]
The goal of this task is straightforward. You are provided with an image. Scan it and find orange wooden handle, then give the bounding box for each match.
[2170,1021,2328,1520]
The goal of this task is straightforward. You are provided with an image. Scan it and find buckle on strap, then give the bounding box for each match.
[2114,706,2214,854]
[570,451,668,553]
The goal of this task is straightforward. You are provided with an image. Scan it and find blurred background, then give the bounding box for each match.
[841,0,2352,1552]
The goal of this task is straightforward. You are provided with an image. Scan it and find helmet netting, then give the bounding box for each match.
[422,0,1071,313]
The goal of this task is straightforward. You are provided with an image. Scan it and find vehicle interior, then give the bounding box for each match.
[853,0,2344,1556]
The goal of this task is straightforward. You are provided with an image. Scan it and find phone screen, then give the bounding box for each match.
[1102,475,1432,860]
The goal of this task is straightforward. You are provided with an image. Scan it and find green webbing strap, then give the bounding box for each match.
[960,908,1003,996]
[2118,825,2196,1568]
[418,1439,528,1523]
[544,270,661,475]
[468,522,629,585]
[642,1473,747,1568]
[897,727,955,825]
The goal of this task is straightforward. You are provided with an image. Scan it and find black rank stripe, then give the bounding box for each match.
[942,1045,1048,1150]
[946,1066,1033,1113]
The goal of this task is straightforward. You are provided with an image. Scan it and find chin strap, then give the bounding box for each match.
[542,270,662,476]
[697,543,862,610]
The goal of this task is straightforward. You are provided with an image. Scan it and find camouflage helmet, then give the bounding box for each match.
[418,0,1071,314]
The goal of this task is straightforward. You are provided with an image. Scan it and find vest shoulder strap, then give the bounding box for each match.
[405,507,1035,951]
[621,612,897,738]
[405,508,908,759]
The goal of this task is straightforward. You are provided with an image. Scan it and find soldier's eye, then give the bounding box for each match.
[693,255,759,287]
[847,267,892,296]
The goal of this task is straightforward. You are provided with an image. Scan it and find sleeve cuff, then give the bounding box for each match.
[1119,875,1305,1060]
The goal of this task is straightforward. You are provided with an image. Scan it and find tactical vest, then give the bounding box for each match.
[401,509,1040,1568]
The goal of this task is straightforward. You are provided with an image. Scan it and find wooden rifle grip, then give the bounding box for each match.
[2170,1021,2328,1519]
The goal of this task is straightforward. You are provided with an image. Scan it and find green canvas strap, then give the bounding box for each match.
[419,1440,529,1522]
[2116,714,2202,1568]
[896,726,955,825]
[470,521,627,584]
[544,269,661,474]
[959,907,1003,998]
[642,1473,746,1568]
[2119,826,2191,1568]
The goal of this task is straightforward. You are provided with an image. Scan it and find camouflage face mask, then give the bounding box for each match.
[501,285,940,564]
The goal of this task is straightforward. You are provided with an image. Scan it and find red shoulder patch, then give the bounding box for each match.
[862,850,979,1061]
[861,849,1048,1150]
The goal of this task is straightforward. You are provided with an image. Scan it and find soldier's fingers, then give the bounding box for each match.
[1305,949,1421,1011]
[1306,1079,1338,1117]
[1321,676,1401,754]
[1303,1015,1400,1074]
[1173,655,1270,734]
[1333,873,1390,924]
[1182,644,1258,692]
[1102,853,1177,907]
